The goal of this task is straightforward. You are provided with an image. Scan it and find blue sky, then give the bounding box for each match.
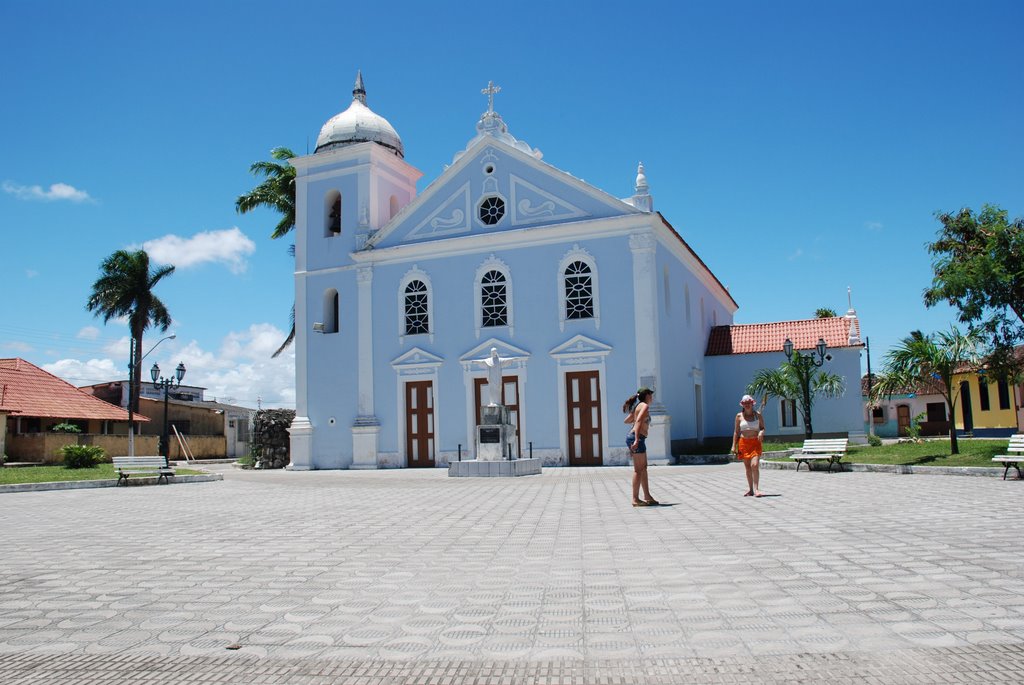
[2,0,1021,408]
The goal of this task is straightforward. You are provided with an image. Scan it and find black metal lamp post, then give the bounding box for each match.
[783,337,827,437]
[151,361,186,464]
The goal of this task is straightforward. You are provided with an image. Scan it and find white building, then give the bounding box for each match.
[288,74,863,470]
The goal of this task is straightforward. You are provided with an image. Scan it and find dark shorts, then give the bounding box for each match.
[626,432,647,454]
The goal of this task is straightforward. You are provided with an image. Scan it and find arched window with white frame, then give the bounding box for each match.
[398,267,432,339]
[325,190,341,237]
[558,245,600,331]
[474,256,513,338]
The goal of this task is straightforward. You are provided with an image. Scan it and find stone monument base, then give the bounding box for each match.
[448,458,542,477]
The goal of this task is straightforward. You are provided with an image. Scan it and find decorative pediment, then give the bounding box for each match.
[549,334,613,360]
[366,136,643,250]
[391,347,444,371]
[405,182,472,241]
[459,338,531,371]
[510,174,587,226]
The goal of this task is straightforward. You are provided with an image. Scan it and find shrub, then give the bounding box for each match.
[904,412,927,442]
[61,444,104,469]
[52,422,82,433]
[867,433,882,447]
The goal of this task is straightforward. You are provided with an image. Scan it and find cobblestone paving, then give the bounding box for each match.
[1,464,1022,683]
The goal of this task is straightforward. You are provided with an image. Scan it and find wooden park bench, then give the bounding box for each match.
[790,438,849,473]
[992,434,1024,480]
[112,456,175,485]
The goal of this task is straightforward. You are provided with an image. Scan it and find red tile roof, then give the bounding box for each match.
[706,317,861,356]
[0,358,145,422]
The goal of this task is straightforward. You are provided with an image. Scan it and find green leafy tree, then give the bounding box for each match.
[747,359,845,439]
[236,146,297,357]
[815,308,837,318]
[873,327,984,454]
[86,249,174,413]
[924,205,1024,379]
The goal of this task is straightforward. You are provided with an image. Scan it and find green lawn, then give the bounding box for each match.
[762,438,1010,468]
[0,463,204,485]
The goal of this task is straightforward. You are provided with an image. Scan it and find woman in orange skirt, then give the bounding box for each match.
[731,394,765,497]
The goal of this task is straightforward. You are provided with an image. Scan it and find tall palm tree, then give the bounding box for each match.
[873,327,984,454]
[747,359,845,439]
[86,249,175,413]
[236,146,297,357]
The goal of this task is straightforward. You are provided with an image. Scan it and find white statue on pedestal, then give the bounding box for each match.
[473,347,519,406]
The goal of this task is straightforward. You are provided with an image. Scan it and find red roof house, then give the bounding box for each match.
[706,316,861,356]
[0,358,145,429]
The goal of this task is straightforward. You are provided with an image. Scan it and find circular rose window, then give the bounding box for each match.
[479,196,505,225]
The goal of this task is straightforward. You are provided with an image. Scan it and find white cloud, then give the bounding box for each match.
[44,358,120,385]
[77,326,101,340]
[25,269,38,278]
[787,248,803,261]
[4,341,33,353]
[2,180,93,202]
[864,221,884,232]
[46,323,295,408]
[143,227,256,274]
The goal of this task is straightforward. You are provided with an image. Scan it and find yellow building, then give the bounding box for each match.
[951,370,1019,437]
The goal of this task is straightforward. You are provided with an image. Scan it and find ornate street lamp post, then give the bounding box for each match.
[783,337,827,438]
[126,334,176,457]
[151,361,186,465]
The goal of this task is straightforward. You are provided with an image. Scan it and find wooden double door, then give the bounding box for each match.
[566,370,602,466]
[405,381,434,467]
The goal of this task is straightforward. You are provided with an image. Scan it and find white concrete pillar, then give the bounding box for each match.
[352,265,379,468]
[630,231,668,464]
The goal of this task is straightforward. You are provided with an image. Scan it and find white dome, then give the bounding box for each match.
[315,72,403,158]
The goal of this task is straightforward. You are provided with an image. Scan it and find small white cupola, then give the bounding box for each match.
[629,162,653,212]
[845,286,862,345]
[315,71,404,158]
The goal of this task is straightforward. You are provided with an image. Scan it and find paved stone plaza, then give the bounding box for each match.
[2,464,1023,683]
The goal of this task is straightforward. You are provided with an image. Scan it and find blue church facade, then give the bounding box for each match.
[287,75,864,470]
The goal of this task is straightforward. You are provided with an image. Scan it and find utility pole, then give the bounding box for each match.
[866,337,874,438]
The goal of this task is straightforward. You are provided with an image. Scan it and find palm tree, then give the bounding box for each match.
[86,249,175,413]
[873,327,984,454]
[236,146,297,357]
[815,307,838,318]
[747,359,845,439]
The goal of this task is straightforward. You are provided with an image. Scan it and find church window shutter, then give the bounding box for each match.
[564,261,594,320]
[323,289,339,334]
[325,191,342,237]
[481,270,508,327]
[404,280,430,335]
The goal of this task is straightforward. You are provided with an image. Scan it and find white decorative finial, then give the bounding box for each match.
[847,286,852,311]
[353,70,366,105]
[635,162,649,193]
[482,80,501,114]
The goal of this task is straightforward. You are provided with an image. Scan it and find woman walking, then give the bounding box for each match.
[731,394,765,497]
[623,387,659,506]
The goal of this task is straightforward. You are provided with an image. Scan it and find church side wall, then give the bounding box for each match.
[653,244,733,445]
[303,267,360,468]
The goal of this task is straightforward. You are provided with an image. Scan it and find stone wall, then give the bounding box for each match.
[253,409,296,469]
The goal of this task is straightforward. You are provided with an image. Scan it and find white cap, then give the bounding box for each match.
[740,394,755,404]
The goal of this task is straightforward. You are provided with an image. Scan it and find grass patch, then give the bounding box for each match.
[0,463,204,485]
[762,438,1009,468]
